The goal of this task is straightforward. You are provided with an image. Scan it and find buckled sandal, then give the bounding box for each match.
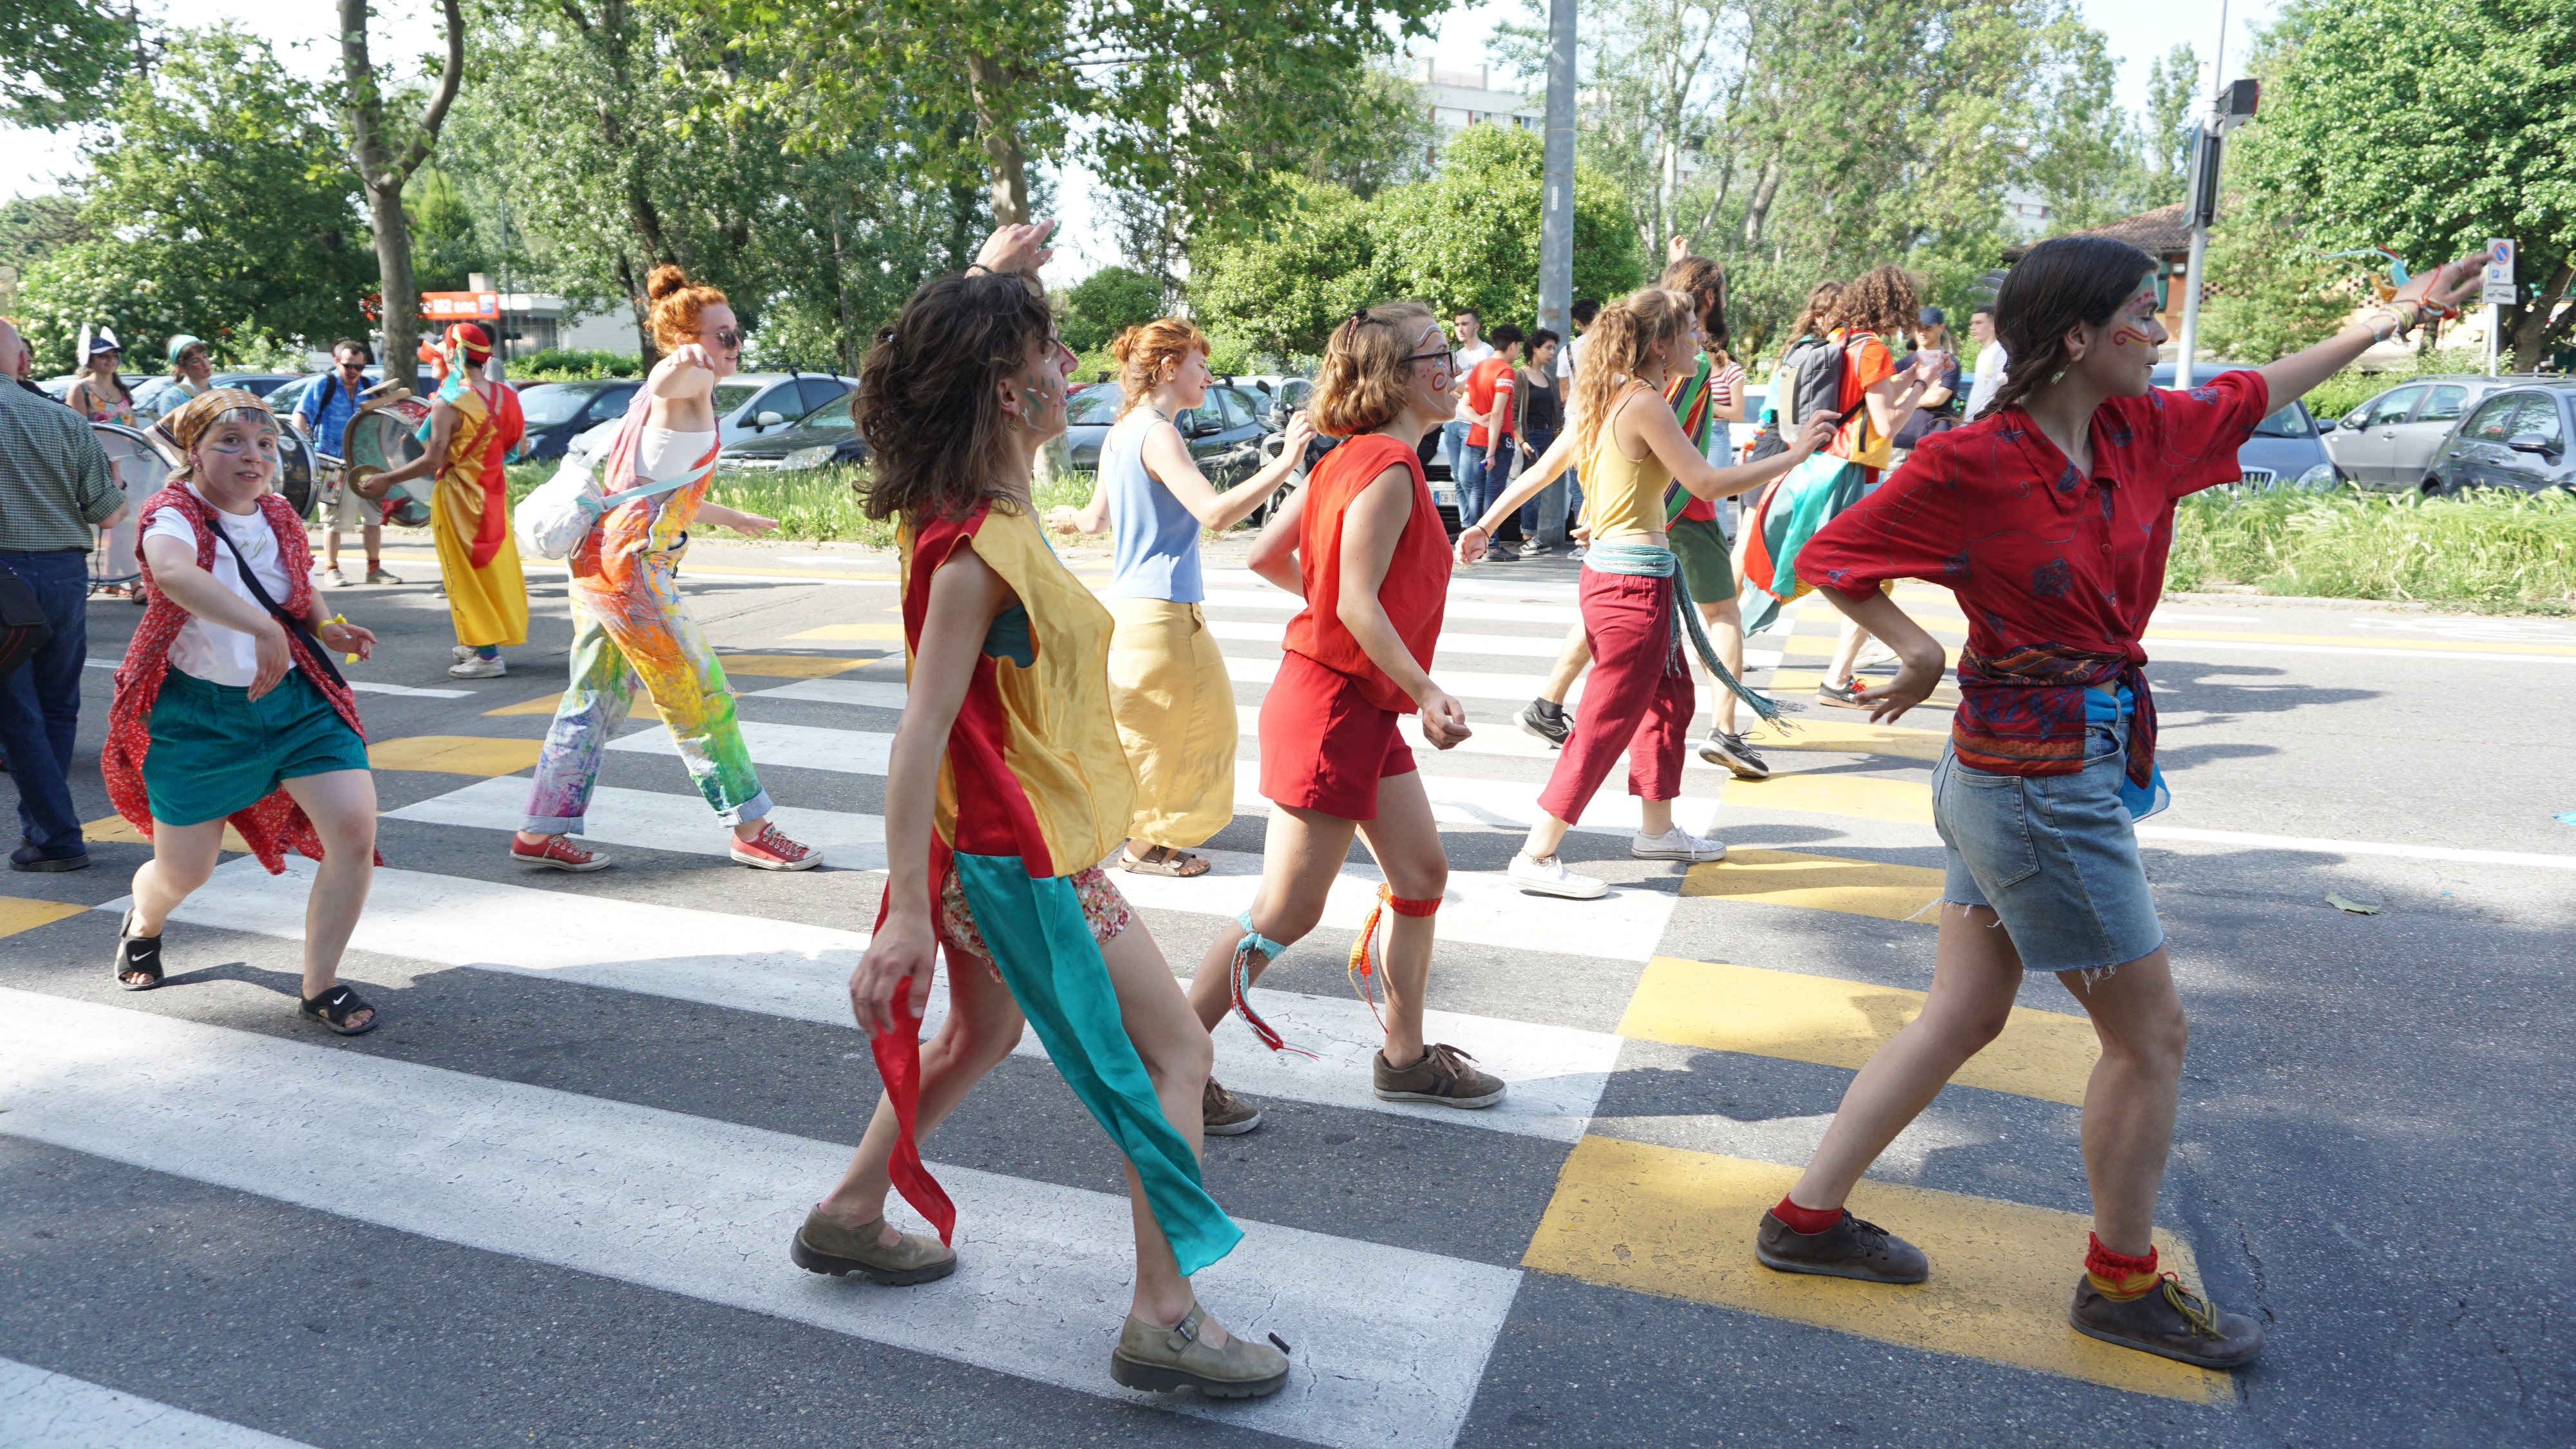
[1117,847,1210,878]
[299,983,379,1036]
[789,1207,957,1287]
[1109,1304,1291,1399]
[113,909,163,991]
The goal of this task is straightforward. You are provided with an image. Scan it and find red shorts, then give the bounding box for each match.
[1258,650,1417,820]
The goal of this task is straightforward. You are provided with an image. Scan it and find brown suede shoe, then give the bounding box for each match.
[790,1207,957,1286]
[1202,1078,1263,1136]
[1110,1305,1289,1399]
[1754,1209,1929,1284]
[1372,1043,1506,1108]
[2070,1274,2264,1369]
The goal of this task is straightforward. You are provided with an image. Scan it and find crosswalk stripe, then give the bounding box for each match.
[366,735,546,776]
[746,677,913,711]
[0,896,88,940]
[0,1356,319,1449]
[1717,772,1933,826]
[1618,956,2097,1106]
[0,990,1522,1449]
[607,719,891,775]
[117,852,1625,1144]
[717,652,884,677]
[786,622,905,641]
[1747,715,1949,761]
[1520,1134,2230,1403]
[387,777,889,867]
[1683,850,1946,922]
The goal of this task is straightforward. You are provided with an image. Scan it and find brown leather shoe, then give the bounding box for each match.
[1754,1209,1929,1284]
[1372,1043,1506,1108]
[790,1207,956,1286]
[1202,1078,1263,1136]
[2070,1274,2264,1368]
[1109,1305,1289,1399]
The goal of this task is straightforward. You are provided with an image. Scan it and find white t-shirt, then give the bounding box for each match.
[1558,332,1581,380]
[1965,340,2009,420]
[638,426,717,482]
[1451,341,1496,422]
[144,487,296,688]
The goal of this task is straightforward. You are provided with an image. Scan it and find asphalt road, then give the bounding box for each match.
[3,524,2571,1449]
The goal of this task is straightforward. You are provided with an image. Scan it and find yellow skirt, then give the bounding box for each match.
[1105,597,1235,849]
[431,486,530,649]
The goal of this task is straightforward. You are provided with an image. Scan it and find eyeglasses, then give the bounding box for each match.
[1405,349,1455,370]
[711,327,743,349]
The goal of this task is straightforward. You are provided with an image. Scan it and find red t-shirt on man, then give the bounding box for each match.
[1795,368,2271,782]
[1464,355,1517,448]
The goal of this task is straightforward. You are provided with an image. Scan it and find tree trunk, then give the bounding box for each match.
[338,0,462,390]
[367,176,422,388]
[967,53,1030,225]
[2510,259,2573,374]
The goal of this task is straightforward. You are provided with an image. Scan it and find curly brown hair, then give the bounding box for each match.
[1660,254,1727,340]
[1311,303,1438,437]
[855,271,1057,524]
[1831,265,1918,341]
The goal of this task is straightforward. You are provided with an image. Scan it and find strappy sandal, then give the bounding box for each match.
[113,909,163,991]
[299,983,379,1036]
[1118,847,1210,878]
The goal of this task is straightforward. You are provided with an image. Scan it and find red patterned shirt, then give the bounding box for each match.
[1795,368,2271,782]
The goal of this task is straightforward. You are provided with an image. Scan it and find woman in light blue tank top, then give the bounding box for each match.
[1050,319,1310,905]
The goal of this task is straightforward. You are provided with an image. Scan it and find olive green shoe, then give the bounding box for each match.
[1109,1305,1290,1399]
[790,1207,957,1287]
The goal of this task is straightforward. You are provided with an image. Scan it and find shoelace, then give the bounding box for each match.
[2157,1274,2222,1338]
[1420,1042,1480,1084]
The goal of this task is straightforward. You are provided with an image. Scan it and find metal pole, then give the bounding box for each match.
[1536,0,1577,544]
[2489,304,2501,376]
[2174,0,2230,391]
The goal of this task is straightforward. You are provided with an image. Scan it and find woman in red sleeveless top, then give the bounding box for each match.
[1183,303,1507,1113]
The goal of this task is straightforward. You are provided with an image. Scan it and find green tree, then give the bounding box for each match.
[1185,178,1383,357]
[2231,0,2576,372]
[336,0,466,386]
[406,166,486,294]
[1058,267,1164,354]
[2196,197,2361,363]
[1,0,142,128]
[14,26,375,374]
[2139,44,2199,208]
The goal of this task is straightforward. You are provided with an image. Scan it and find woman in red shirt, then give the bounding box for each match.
[1753,234,2485,1371]
[1183,303,1506,1112]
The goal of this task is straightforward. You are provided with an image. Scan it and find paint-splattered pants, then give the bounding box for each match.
[521,567,770,834]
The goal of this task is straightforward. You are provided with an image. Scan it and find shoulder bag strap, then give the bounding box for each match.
[212,523,348,691]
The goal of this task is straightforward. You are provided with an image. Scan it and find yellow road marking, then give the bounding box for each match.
[786,622,905,642]
[85,814,252,855]
[0,896,89,939]
[717,652,880,678]
[1684,849,1944,921]
[1718,772,1932,825]
[1747,716,1947,762]
[1523,1136,2231,1403]
[367,735,545,776]
[1620,955,2097,1105]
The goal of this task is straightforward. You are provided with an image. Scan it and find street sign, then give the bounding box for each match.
[2482,239,2517,306]
[422,290,501,322]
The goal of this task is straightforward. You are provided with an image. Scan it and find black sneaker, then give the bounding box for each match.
[1815,677,1872,710]
[1516,698,1570,748]
[1698,730,1771,780]
[1754,1209,1929,1284]
[2070,1274,2264,1369]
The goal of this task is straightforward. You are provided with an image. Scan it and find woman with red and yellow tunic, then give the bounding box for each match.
[361,323,528,679]
[797,223,1285,1401]
[1182,302,1507,1115]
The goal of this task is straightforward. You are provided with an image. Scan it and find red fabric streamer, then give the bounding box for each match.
[467,383,523,569]
[867,834,959,1245]
[1345,884,1440,1034]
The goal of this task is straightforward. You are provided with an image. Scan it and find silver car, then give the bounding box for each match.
[2323,374,2540,493]
[564,370,858,469]
[2430,383,2575,496]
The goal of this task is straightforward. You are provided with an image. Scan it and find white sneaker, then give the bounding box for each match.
[1632,827,1727,862]
[448,655,507,679]
[323,566,352,587]
[451,644,479,662]
[1508,851,1607,899]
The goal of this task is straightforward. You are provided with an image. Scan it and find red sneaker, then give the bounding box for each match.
[511,834,610,871]
[731,822,819,871]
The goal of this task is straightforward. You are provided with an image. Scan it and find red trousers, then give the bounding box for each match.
[1537,567,1692,824]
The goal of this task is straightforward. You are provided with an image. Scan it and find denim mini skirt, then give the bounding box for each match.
[1930,719,2165,977]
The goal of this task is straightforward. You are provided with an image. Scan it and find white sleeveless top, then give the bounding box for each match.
[637,426,717,482]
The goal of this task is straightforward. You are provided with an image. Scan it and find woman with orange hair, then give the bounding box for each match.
[512,265,810,873]
[1049,319,1310,896]
[363,322,529,679]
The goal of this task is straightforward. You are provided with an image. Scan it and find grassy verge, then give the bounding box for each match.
[2168,487,2576,614]
[503,462,1097,553]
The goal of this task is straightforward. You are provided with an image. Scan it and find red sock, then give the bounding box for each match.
[1771,1194,1844,1235]
[2084,1232,2159,1300]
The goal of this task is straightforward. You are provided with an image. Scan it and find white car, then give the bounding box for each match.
[563,370,859,471]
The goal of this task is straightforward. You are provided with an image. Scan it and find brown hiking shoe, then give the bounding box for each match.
[1110,1305,1289,1399]
[2070,1274,2264,1369]
[1754,1209,1929,1284]
[790,1207,956,1287]
[1202,1078,1264,1136]
[1372,1043,1506,1108]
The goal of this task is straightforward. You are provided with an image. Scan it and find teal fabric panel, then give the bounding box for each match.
[1741,453,1870,636]
[951,852,1242,1276]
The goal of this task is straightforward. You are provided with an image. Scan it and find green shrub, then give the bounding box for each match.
[2168,486,2576,613]
[511,347,643,381]
[504,462,1099,553]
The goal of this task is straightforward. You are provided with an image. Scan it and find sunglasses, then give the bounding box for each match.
[710,327,743,349]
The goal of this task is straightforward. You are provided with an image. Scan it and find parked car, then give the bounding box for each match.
[2148,362,2338,489]
[719,388,865,472]
[565,370,857,469]
[513,379,642,461]
[1226,374,1314,427]
[1063,380,1274,488]
[2428,382,2575,496]
[2324,374,2544,493]
[132,372,299,420]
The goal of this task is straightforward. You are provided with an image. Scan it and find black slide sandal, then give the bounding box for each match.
[113,910,163,991]
[299,983,379,1036]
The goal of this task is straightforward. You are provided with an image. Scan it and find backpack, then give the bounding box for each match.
[513,448,712,560]
[1743,331,1841,462]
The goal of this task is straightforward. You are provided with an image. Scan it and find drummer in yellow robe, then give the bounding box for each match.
[365,322,529,679]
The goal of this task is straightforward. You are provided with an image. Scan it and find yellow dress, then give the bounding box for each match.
[428,385,530,649]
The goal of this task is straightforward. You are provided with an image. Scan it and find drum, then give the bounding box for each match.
[88,422,180,591]
[343,395,435,529]
[275,426,317,518]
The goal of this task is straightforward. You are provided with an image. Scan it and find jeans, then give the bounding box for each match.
[1522,426,1560,542]
[0,549,91,858]
[1441,420,1473,496]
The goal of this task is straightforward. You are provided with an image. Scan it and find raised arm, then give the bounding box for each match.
[1046,475,1113,536]
[1138,410,1315,533]
[1455,428,1577,558]
[1640,392,1836,502]
[1337,464,1468,747]
[2261,253,2485,405]
[1864,354,1937,442]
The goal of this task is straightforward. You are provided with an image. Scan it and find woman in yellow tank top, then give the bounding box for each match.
[1461,287,1833,898]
